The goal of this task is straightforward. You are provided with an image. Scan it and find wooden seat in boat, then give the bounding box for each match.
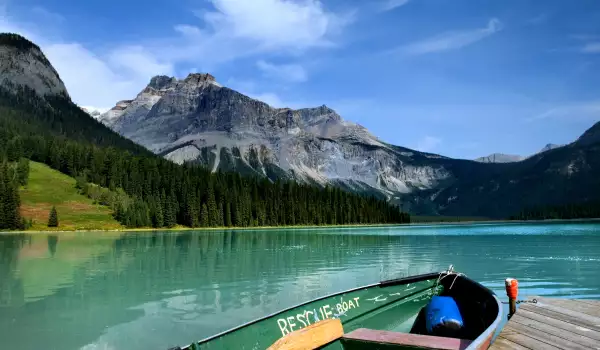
[342,328,473,350]
[267,319,344,350]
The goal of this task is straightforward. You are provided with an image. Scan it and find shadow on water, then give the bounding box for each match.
[0,223,599,349]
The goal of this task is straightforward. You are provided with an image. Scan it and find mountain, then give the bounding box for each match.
[81,107,104,119]
[0,34,69,99]
[474,153,524,163]
[475,144,565,164]
[420,128,600,217]
[0,33,408,230]
[99,73,600,218]
[99,74,458,200]
[4,32,599,221]
[576,121,600,146]
[539,143,562,153]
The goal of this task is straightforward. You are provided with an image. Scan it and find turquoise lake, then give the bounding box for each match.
[1,222,599,349]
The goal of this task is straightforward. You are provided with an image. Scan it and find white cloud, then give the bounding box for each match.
[527,102,600,122]
[202,0,349,50]
[256,60,307,82]
[581,42,600,53]
[415,136,442,152]
[108,46,174,78]
[379,0,410,12]
[42,43,155,108]
[396,18,503,55]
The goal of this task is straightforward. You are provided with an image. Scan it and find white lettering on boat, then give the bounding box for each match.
[276,297,361,336]
[366,295,388,303]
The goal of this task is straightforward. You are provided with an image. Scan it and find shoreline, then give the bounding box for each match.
[2,218,600,234]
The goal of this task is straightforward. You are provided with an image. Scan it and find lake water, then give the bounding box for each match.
[1,222,599,350]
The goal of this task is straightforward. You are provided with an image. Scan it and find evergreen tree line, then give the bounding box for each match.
[0,86,410,229]
[509,201,600,221]
[0,157,30,230]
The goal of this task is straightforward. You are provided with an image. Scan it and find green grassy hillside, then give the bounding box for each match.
[19,161,122,231]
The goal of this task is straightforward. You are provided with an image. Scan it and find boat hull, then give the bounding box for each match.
[176,272,502,350]
[181,274,440,349]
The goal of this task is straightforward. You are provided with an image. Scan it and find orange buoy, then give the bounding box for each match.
[505,278,519,318]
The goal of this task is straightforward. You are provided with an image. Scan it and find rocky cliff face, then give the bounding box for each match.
[100,74,453,199]
[0,33,69,99]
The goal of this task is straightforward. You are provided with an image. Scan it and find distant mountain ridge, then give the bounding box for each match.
[474,143,564,163]
[474,153,524,163]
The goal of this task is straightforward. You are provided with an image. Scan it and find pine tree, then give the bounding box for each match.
[200,203,209,227]
[151,200,164,228]
[48,206,59,227]
[207,183,218,226]
[16,158,29,186]
[225,201,232,227]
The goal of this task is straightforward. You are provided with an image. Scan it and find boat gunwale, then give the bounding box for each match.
[182,271,442,349]
[461,276,503,350]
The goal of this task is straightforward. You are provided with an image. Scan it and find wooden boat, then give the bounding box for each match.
[171,267,502,350]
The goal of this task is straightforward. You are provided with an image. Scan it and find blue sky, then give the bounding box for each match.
[1,0,600,159]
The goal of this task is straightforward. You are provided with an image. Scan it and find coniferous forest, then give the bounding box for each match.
[509,202,600,221]
[0,85,410,229]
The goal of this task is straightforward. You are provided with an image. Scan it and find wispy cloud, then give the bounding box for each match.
[526,13,548,25]
[581,42,600,53]
[378,0,410,12]
[415,136,442,152]
[256,60,307,82]
[527,102,600,122]
[394,18,503,55]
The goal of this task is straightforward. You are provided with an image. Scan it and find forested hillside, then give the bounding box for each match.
[0,67,410,229]
[510,202,600,221]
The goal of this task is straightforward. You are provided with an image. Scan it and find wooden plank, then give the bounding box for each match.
[343,328,473,350]
[497,327,561,349]
[574,299,600,307]
[517,308,600,341]
[534,296,600,318]
[267,319,343,350]
[521,303,600,331]
[510,313,599,349]
[490,337,531,350]
[492,298,600,350]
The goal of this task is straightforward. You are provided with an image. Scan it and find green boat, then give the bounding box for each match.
[170,267,502,350]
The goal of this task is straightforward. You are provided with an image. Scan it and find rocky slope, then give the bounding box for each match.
[0,33,69,99]
[99,74,455,199]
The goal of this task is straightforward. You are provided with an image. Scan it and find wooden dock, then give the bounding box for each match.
[491,296,600,349]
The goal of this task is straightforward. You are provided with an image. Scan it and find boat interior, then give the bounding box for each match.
[268,274,501,350]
